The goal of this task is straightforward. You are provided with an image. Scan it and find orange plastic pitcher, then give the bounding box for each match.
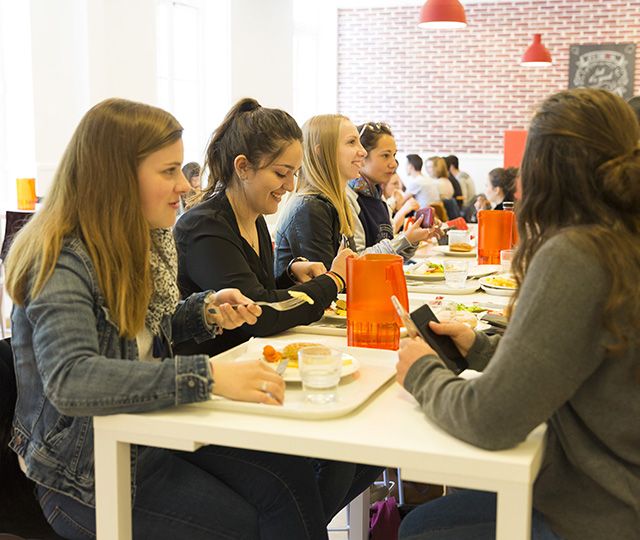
[16,178,36,211]
[477,210,514,264]
[347,254,408,350]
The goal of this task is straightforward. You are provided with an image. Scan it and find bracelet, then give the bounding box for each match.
[286,256,309,282]
[326,270,346,293]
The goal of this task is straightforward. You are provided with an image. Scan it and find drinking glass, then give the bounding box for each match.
[298,346,342,404]
[444,260,469,289]
[500,249,514,273]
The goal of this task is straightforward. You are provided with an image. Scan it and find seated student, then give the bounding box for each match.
[425,156,455,201]
[348,121,439,255]
[5,98,361,540]
[396,88,640,540]
[174,98,349,356]
[404,154,440,207]
[474,166,517,212]
[275,115,438,274]
[445,154,475,206]
[383,171,420,234]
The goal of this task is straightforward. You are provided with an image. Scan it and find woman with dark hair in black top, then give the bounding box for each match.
[174,98,350,357]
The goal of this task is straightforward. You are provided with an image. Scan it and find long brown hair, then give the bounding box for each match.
[5,98,183,338]
[195,97,302,205]
[512,88,640,353]
[295,114,354,236]
[427,156,448,179]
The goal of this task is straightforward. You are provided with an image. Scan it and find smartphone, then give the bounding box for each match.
[391,296,468,374]
[414,207,434,229]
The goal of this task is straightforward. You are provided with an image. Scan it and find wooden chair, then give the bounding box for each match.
[429,201,448,222]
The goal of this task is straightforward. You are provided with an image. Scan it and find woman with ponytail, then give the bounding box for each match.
[396,88,640,540]
[174,98,380,535]
[174,98,352,356]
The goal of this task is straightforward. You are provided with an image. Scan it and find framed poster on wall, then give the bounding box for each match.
[569,43,636,99]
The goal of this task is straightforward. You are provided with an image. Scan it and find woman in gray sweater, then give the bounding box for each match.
[396,88,640,540]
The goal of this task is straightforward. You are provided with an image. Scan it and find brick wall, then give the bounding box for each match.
[337,0,640,154]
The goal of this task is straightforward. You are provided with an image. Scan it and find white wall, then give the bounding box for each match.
[229,0,294,111]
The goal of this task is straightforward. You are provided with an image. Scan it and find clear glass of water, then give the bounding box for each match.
[444,261,469,289]
[298,346,342,404]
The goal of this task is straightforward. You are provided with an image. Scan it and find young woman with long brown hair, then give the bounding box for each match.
[396,88,640,539]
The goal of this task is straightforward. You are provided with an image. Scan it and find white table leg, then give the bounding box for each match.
[496,482,533,540]
[94,431,132,540]
[347,488,369,540]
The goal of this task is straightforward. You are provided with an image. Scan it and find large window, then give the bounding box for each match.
[0,0,37,212]
[156,0,206,165]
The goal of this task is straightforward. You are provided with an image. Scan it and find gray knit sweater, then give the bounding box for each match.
[404,233,640,540]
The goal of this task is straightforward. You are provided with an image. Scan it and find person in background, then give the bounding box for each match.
[397,88,640,540]
[445,154,475,206]
[6,97,348,539]
[178,161,201,213]
[275,115,437,275]
[384,171,420,234]
[425,156,455,201]
[474,167,517,212]
[174,98,349,357]
[348,122,439,255]
[627,95,640,124]
[404,153,439,207]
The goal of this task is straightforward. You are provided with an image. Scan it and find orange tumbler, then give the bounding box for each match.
[16,178,36,211]
[346,254,408,350]
[477,210,514,265]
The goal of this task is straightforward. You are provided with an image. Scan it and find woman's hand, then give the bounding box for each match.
[404,217,444,245]
[204,289,262,330]
[211,359,285,405]
[396,337,437,386]
[328,246,355,283]
[474,195,490,212]
[291,261,327,283]
[428,321,476,357]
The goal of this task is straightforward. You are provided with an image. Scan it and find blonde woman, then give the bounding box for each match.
[5,98,345,540]
[275,115,434,274]
[424,156,455,201]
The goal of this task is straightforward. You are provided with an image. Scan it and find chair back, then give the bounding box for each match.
[442,198,461,220]
[0,339,63,538]
[1,211,34,262]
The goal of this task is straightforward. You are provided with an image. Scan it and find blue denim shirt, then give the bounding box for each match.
[9,238,216,506]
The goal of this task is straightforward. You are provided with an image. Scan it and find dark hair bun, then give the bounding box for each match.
[598,147,640,212]
[236,98,261,114]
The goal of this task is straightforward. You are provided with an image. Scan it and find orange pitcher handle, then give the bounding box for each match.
[385,263,409,322]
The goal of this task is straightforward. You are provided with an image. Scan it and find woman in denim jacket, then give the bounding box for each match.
[5,98,357,540]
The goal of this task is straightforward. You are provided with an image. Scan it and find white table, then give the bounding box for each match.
[94,335,545,540]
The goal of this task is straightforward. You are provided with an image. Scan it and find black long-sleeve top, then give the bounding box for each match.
[173,192,338,355]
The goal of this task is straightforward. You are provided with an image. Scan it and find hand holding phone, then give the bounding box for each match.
[391,296,468,374]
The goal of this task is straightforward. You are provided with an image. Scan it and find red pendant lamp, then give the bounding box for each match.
[521,34,552,66]
[419,0,467,29]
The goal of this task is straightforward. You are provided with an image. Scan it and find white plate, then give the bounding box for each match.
[405,281,482,295]
[282,353,359,382]
[480,284,515,296]
[403,262,445,281]
[434,245,477,257]
[321,309,347,322]
[479,275,517,290]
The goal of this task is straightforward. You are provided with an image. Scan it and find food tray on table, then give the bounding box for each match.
[192,337,397,420]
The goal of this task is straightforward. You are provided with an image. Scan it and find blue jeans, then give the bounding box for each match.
[37,445,380,540]
[399,489,564,540]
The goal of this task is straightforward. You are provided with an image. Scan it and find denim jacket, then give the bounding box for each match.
[9,237,216,506]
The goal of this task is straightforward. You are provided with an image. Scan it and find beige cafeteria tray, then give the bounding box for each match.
[192,337,397,420]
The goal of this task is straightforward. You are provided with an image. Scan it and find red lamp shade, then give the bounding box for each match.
[419,0,467,29]
[521,34,552,66]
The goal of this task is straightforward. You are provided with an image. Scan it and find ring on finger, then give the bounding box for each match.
[261,381,268,393]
